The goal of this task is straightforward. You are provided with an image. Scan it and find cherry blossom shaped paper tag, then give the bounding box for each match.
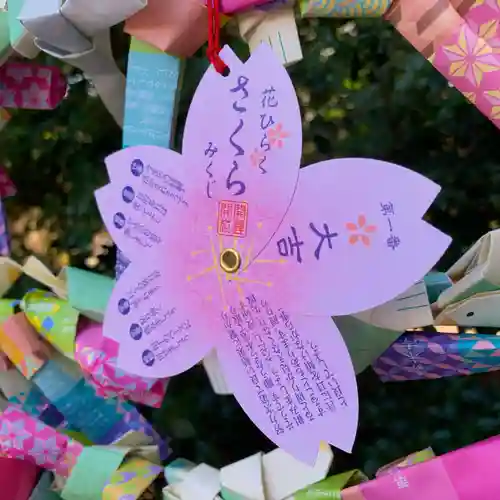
[96,44,450,463]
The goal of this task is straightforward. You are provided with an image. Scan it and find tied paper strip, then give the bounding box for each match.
[0,404,84,477]
[22,289,80,360]
[0,257,166,407]
[31,354,160,446]
[61,445,162,500]
[116,37,183,277]
[0,355,67,429]
[372,327,500,381]
[0,311,54,380]
[0,306,162,448]
[237,0,303,66]
[75,320,168,408]
[0,62,66,110]
[300,0,393,17]
[219,0,273,13]
[20,0,148,126]
[96,44,451,463]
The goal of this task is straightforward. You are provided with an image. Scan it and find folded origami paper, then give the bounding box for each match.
[0,257,169,407]
[372,326,500,381]
[125,0,210,57]
[0,309,163,447]
[340,434,500,499]
[435,228,500,326]
[0,62,66,110]
[0,355,67,428]
[0,455,41,500]
[300,0,500,130]
[75,320,168,408]
[0,405,163,500]
[20,0,146,125]
[0,405,83,477]
[163,442,333,500]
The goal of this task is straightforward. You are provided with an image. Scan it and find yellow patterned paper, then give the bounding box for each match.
[300,0,392,17]
[103,457,162,500]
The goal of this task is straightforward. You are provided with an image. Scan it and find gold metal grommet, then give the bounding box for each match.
[220,248,241,274]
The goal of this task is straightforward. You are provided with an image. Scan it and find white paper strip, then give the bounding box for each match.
[36,32,126,125]
[237,3,302,66]
[203,349,232,395]
[61,0,146,36]
[20,0,147,126]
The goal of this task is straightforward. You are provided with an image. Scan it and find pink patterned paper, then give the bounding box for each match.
[430,0,500,128]
[217,0,272,13]
[75,321,168,407]
[0,62,67,110]
[342,435,500,499]
[0,166,15,198]
[0,405,83,477]
[95,44,450,463]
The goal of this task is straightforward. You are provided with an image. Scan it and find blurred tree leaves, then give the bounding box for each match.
[3,17,500,473]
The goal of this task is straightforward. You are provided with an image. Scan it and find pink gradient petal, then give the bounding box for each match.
[181,44,302,262]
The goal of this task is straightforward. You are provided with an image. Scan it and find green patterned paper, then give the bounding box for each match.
[22,290,80,359]
[293,470,368,499]
[61,446,162,500]
[64,267,114,322]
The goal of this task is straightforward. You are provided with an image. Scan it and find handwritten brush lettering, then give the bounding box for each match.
[380,201,401,250]
[277,226,304,263]
[226,160,246,196]
[205,141,218,199]
[227,75,250,196]
[229,119,245,157]
[230,76,250,112]
[309,223,339,260]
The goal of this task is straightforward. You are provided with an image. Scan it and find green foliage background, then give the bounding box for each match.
[4,18,500,476]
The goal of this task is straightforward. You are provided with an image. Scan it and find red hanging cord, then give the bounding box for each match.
[207,0,228,75]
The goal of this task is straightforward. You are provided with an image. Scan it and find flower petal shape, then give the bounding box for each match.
[216,291,358,463]
[181,44,302,263]
[102,257,216,378]
[96,147,196,265]
[248,158,452,316]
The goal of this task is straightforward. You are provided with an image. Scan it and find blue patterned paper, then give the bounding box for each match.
[117,42,182,278]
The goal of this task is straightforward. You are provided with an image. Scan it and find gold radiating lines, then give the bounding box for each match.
[187,221,287,309]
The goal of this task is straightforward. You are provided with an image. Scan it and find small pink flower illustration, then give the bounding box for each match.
[346,215,377,246]
[250,148,265,167]
[267,123,289,148]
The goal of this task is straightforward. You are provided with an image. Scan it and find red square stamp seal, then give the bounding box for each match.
[217,200,248,238]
